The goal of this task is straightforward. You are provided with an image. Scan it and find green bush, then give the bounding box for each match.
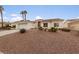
[38,27,43,30]
[43,28,47,31]
[12,25,16,28]
[6,27,11,30]
[5,24,11,30]
[20,29,26,33]
[0,26,11,30]
[58,28,63,30]
[49,27,58,32]
[61,28,71,32]
[48,29,51,32]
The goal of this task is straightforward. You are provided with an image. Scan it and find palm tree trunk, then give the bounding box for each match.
[1,11,3,29]
[22,14,25,21]
[22,14,23,20]
[25,14,26,21]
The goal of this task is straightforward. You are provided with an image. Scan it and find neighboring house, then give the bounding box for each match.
[0,22,9,28]
[63,20,72,28]
[67,19,79,31]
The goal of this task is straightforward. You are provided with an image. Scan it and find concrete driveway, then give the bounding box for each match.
[0,30,19,37]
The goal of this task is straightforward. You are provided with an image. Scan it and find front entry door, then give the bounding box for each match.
[38,21,41,27]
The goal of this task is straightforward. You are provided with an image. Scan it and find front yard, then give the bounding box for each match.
[0,29,79,54]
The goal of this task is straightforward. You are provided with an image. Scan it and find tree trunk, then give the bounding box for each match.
[1,11,3,29]
[22,14,24,20]
[25,14,26,21]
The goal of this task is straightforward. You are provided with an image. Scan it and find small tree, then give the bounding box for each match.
[48,27,58,32]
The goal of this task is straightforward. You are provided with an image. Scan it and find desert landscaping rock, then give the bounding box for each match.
[0,29,79,54]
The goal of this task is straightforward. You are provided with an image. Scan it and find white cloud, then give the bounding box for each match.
[10,13,18,17]
[35,16,43,19]
[10,13,22,22]
[10,16,22,22]
[76,17,79,19]
[70,17,79,19]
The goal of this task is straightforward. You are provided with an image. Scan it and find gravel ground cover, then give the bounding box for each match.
[0,29,79,54]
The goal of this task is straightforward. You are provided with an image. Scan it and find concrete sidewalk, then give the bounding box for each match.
[0,30,19,37]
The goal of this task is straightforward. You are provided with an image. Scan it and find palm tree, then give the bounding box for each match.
[23,10,27,21]
[0,6,4,29]
[20,10,27,21]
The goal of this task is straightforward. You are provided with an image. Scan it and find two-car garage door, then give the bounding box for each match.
[17,23,35,30]
[69,22,79,31]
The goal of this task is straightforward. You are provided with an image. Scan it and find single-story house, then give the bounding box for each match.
[0,22,9,28]
[68,19,79,31]
[10,18,79,31]
[11,18,65,30]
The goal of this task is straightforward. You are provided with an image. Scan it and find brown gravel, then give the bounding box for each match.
[0,29,79,54]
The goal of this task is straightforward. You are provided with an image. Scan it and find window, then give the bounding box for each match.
[43,23,48,27]
[54,23,59,27]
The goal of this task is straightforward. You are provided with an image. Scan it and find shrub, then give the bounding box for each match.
[6,27,11,30]
[48,29,51,32]
[38,27,43,30]
[12,25,16,28]
[61,28,71,32]
[43,28,47,31]
[5,24,11,30]
[49,27,58,32]
[0,26,11,30]
[58,28,63,30]
[20,29,26,33]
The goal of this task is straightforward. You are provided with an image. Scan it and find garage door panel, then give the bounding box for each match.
[18,23,35,30]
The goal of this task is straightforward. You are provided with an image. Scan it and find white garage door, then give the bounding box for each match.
[18,23,35,30]
[73,26,79,30]
[70,25,79,31]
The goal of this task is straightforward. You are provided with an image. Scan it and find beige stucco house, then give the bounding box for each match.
[0,22,9,28]
[11,20,36,30]
[10,18,79,31]
[67,19,79,31]
[35,18,64,29]
[11,18,64,30]
[61,19,79,31]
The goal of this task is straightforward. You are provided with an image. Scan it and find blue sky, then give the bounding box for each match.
[2,5,79,22]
